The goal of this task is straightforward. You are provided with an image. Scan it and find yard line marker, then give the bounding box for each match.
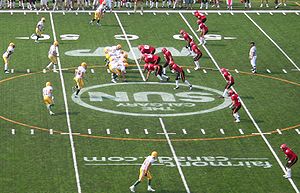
[256,12,260,15]
[180,12,300,193]
[88,129,92,135]
[295,129,300,135]
[30,129,34,135]
[88,12,91,15]
[49,129,53,135]
[115,13,146,81]
[244,13,300,71]
[282,69,287,73]
[230,12,234,15]
[186,68,191,73]
[218,12,221,15]
[27,69,30,73]
[11,129,15,135]
[24,12,26,15]
[239,129,244,135]
[235,69,239,73]
[296,12,299,15]
[63,11,65,15]
[153,12,156,15]
[203,69,207,73]
[266,69,271,73]
[106,129,111,134]
[125,128,130,134]
[10,11,13,15]
[270,12,273,15]
[75,12,78,15]
[166,12,169,15]
[159,118,191,193]
[90,68,94,73]
[182,129,187,134]
[291,69,300,71]
[156,132,177,135]
[200,129,206,134]
[36,11,39,15]
[220,128,225,134]
[144,129,149,135]
[277,129,282,135]
[49,12,82,193]
[204,12,208,15]
[43,69,46,73]
[10,69,14,73]
[127,12,130,15]
[282,12,286,15]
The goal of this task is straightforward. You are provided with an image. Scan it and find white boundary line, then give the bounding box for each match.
[159,118,191,193]
[179,12,300,193]
[49,12,82,193]
[244,12,300,71]
[114,12,146,81]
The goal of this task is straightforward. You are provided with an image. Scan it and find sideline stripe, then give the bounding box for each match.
[159,118,191,193]
[244,13,300,71]
[114,13,146,81]
[49,12,82,193]
[180,12,300,193]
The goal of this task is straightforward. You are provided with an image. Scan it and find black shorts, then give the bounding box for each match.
[193,53,202,61]
[287,157,298,168]
[232,104,241,113]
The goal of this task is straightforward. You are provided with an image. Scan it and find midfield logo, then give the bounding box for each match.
[72,82,231,117]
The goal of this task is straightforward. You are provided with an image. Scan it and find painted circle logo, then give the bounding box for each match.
[72,82,231,117]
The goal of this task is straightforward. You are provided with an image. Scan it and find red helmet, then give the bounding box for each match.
[228,90,235,96]
[280,144,287,150]
[180,29,185,34]
[193,11,199,16]
[221,68,227,73]
[162,48,167,53]
[138,45,143,50]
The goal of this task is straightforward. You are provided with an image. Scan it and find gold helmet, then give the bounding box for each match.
[9,42,15,47]
[41,17,46,22]
[46,82,52,87]
[116,44,122,50]
[53,41,59,46]
[81,62,87,68]
[151,151,158,158]
[123,52,128,59]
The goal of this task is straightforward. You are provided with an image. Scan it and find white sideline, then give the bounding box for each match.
[49,12,82,193]
[159,118,191,193]
[114,12,146,81]
[179,12,300,193]
[244,13,300,71]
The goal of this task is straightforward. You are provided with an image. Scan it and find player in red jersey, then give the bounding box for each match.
[221,71,235,97]
[161,47,174,75]
[141,54,161,65]
[138,45,156,54]
[180,30,193,51]
[193,11,207,23]
[196,21,208,45]
[191,44,202,70]
[169,61,192,90]
[228,90,241,123]
[280,144,298,179]
[143,63,169,82]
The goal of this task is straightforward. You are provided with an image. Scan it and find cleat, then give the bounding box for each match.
[147,186,155,192]
[53,69,58,73]
[4,70,10,74]
[235,119,240,123]
[111,79,117,83]
[49,111,55,115]
[174,86,179,90]
[189,85,193,90]
[106,69,111,73]
[129,185,135,192]
[194,66,200,71]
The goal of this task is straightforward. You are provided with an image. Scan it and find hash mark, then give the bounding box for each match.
[295,129,300,134]
[182,129,187,134]
[276,129,282,135]
[88,129,92,134]
[239,129,244,135]
[200,129,206,134]
[125,128,130,134]
[106,129,111,135]
[144,129,149,135]
[220,129,225,134]
[11,129,15,135]
[30,129,34,135]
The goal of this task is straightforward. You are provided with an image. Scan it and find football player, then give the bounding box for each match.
[228,90,241,123]
[180,30,193,51]
[280,144,298,179]
[193,11,207,23]
[2,42,15,74]
[170,61,192,90]
[191,44,202,70]
[196,20,208,45]
[89,1,106,26]
[46,41,59,72]
[220,70,234,98]
[35,17,45,43]
[141,53,160,65]
[138,45,156,55]
[129,151,158,192]
[249,41,257,73]
[73,62,87,97]
[42,82,55,115]
[161,47,174,75]
[143,63,169,82]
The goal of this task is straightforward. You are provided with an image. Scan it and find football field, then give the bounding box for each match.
[0,10,300,193]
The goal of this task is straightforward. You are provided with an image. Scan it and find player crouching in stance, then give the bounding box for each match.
[169,61,192,90]
[89,1,106,26]
[280,144,298,179]
[228,90,241,123]
[3,42,15,74]
[46,41,59,72]
[43,82,55,115]
[143,63,169,82]
[73,62,87,98]
[35,17,45,43]
[220,68,234,98]
[196,20,208,45]
[191,44,202,70]
[129,151,158,192]
[161,47,174,75]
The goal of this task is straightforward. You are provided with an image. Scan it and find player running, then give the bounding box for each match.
[42,81,55,115]
[280,144,298,179]
[89,1,106,26]
[35,17,45,43]
[228,90,241,123]
[73,62,87,98]
[46,41,59,73]
[220,68,235,98]
[169,61,192,90]
[2,42,15,74]
[196,20,208,45]
[129,151,158,192]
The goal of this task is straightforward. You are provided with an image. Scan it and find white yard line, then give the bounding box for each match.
[179,12,300,193]
[49,12,82,193]
[159,118,191,193]
[114,12,146,81]
[244,12,300,71]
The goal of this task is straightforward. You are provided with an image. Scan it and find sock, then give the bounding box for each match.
[175,80,179,87]
[287,167,291,177]
[76,89,81,96]
[53,64,57,71]
[155,1,158,8]
[156,74,163,81]
[148,179,152,186]
[46,62,52,69]
[133,180,141,187]
[194,61,200,68]
[222,89,228,97]
[184,80,191,86]
[4,63,8,71]
[47,104,52,111]
[162,74,169,80]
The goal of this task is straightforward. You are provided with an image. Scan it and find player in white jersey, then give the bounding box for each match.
[129,151,158,192]
[46,41,59,72]
[73,62,87,97]
[35,17,45,43]
[43,82,55,115]
[249,41,257,73]
[3,42,15,74]
[89,1,106,26]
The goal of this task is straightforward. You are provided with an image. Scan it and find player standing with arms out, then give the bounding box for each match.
[129,151,158,192]
[196,20,208,45]
[35,17,45,43]
[280,144,298,179]
[170,61,192,90]
[191,44,202,70]
[46,41,59,72]
[161,47,174,75]
[89,1,106,26]
[42,82,55,115]
[228,90,241,123]
[220,68,234,97]
[249,41,257,73]
[73,62,87,98]
[2,42,15,74]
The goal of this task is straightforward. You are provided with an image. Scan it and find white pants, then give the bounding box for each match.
[250,56,257,68]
